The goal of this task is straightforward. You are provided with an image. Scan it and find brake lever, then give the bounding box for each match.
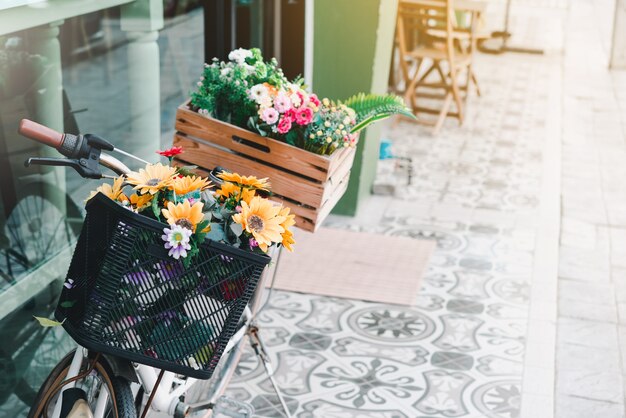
[25,157,103,179]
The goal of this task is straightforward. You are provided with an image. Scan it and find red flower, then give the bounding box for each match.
[157,146,183,157]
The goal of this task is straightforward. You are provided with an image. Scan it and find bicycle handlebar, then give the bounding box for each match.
[18,118,132,178]
[19,119,64,149]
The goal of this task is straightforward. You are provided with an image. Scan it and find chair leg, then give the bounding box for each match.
[471,71,481,97]
[450,72,464,125]
[404,59,431,115]
[433,92,453,135]
[465,66,472,100]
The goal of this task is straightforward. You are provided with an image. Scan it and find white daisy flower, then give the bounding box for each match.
[249,84,270,104]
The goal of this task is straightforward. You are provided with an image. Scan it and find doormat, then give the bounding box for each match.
[269,227,436,305]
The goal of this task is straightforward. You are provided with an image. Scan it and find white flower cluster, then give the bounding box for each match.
[228,48,252,65]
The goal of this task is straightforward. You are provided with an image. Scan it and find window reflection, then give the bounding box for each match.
[0,3,203,415]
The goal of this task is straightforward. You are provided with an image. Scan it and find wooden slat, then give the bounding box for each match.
[272,170,351,232]
[327,145,356,177]
[174,134,326,208]
[321,149,355,204]
[176,104,334,182]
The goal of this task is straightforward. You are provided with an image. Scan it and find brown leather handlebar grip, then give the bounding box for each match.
[19,119,64,149]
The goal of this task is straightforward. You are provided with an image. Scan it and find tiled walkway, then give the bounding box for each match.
[225,17,564,418]
[226,1,626,417]
[556,0,626,416]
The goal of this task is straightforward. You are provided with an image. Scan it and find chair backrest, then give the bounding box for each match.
[396,0,455,60]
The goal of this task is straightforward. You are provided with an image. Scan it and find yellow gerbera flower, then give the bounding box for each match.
[171,175,211,196]
[218,172,270,191]
[232,197,286,252]
[87,176,126,202]
[126,163,177,195]
[161,200,207,232]
[215,182,256,204]
[129,193,153,210]
[278,206,296,252]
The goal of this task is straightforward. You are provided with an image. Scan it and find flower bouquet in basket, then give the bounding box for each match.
[52,149,295,377]
[89,148,295,263]
[175,48,414,231]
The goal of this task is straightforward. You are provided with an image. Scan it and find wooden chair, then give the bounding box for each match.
[395,0,477,133]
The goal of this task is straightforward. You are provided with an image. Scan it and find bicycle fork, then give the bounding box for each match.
[248,323,292,418]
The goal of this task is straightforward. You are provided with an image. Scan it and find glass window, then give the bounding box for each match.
[0,4,204,415]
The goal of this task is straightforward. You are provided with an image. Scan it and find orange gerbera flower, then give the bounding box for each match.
[215,182,256,204]
[88,176,126,202]
[232,197,286,252]
[129,193,153,210]
[161,200,207,232]
[171,175,211,196]
[217,172,270,191]
[126,163,177,195]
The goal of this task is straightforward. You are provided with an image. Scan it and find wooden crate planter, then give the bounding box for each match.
[173,103,356,232]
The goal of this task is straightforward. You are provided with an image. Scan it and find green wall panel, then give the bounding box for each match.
[312,0,397,216]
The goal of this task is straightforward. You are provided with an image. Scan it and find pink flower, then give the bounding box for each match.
[273,91,291,113]
[277,116,292,134]
[284,108,297,122]
[309,94,321,107]
[295,107,313,126]
[296,91,308,108]
[260,107,279,124]
[249,238,259,248]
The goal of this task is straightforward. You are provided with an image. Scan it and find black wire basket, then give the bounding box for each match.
[55,193,270,379]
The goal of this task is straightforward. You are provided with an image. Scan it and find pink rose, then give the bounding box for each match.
[295,107,313,125]
[260,107,279,124]
[277,116,292,134]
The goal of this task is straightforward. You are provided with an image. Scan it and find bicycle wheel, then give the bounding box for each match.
[28,349,136,418]
[0,181,82,288]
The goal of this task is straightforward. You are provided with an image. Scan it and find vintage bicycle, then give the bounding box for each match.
[18,119,291,418]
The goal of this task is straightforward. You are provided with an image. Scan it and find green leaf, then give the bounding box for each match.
[351,113,395,133]
[33,316,65,327]
[230,222,243,237]
[196,219,210,233]
[220,208,234,219]
[285,130,298,146]
[60,300,76,309]
[206,223,226,242]
[211,210,223,220]
[176,165,199,177]
[342,93,415,132]
[152,191,161,220]
[202,191,217,207]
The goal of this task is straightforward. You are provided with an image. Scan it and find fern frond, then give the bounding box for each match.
[342,93,415,133]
